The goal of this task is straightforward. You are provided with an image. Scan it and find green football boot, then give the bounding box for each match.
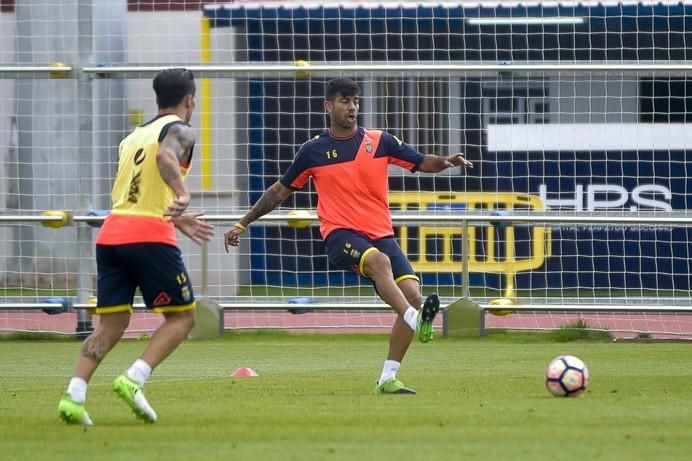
[417,293,440,343]
[58,393,94,426]
[112,374,158,423]
[375,378,417,395]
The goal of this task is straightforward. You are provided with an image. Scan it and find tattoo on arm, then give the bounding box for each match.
[81,336,109,363]
[161,123,195,164]
[158,123,196,184]
[158,156,182,184]
[244,184,289,224]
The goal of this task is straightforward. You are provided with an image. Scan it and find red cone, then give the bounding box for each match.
[230,367,259,378]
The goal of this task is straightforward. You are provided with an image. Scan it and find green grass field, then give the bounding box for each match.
[1,332,691,461]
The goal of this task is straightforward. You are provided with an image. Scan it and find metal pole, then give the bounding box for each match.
[82,62,692,76]
[461,219,470,298]
[444,218,471,337]
[75,0,94,338]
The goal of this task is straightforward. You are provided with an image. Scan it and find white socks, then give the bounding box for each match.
[378,360,401,386]
[379,306,418,386]
[67,377,88,404]
[126,359,152,386]
[403,307,419,332]
[65,359,152,404]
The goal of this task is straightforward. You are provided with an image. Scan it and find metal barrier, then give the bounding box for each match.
[389,192,551,308]
[3,210,692,338]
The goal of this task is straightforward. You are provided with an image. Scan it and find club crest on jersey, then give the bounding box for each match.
[343,242,361,259]
[364,140,374,154]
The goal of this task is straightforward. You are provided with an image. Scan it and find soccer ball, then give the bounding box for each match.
[545,355,589,397]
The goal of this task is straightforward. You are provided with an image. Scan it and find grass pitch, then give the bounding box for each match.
[1,332,691,461]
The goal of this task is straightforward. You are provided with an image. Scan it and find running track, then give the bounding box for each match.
[2,310,691,340]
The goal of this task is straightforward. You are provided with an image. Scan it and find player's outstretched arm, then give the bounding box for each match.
[158,123,196,217]
[417,153,473,173]
[173,211,215,245]
[224,181,293,252]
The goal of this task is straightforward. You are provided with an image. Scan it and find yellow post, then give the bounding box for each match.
[502,225,517,300]
[388,191,552,317]
[199,16,212,190]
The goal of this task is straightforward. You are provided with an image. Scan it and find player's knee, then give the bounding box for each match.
[363,251,393,277]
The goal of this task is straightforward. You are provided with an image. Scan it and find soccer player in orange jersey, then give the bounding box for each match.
[225,77,472,394]
[58,69,214,425]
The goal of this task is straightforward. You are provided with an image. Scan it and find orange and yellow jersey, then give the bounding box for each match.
[280,126,425,240]
[96,113,192,246]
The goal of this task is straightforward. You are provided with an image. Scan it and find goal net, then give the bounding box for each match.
[0,0,691,338]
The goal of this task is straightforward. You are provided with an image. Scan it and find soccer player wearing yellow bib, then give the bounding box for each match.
[58,69,214,425]
[225,78,473,394]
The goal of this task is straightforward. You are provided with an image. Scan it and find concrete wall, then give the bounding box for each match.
[0,10,15,277]
[0,6,242,294]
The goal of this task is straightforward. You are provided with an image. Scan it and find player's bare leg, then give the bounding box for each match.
[363,252,439,341]
[362,251,413,317]
[140,309,196,368]
[113,309,195,423]
[75,312,131,380]
[387,279,423,359]
[59,311,130,425]
[375,314,418,394]
[366,256,429,394]
[387,316,414,362]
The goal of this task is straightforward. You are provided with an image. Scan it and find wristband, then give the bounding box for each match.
[233,222,247,233]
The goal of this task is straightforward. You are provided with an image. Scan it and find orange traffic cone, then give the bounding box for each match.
[230,367,260,378]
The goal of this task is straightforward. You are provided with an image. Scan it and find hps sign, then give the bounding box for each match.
[538,184,672,211]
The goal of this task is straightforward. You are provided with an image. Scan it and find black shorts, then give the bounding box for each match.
[324,228,419,284]
[93,243,195,314]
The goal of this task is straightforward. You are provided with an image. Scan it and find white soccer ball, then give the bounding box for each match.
[545,355,589,397]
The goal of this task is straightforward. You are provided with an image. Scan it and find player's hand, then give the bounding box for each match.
[164,193,191,218]
[444,153,473,169]
[224,225,245,252]
[173,212,215,245]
